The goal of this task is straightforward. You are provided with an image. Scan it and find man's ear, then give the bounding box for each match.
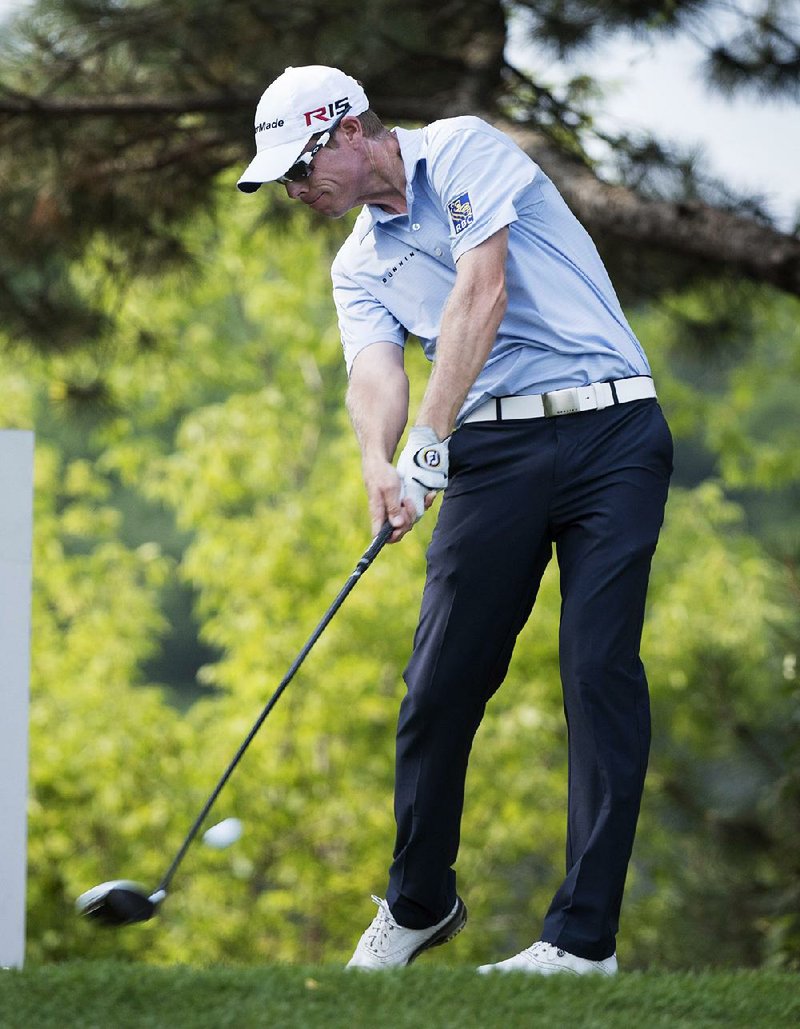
[339,115,364,145]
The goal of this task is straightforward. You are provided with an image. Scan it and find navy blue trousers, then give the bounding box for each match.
[385,398,673,960]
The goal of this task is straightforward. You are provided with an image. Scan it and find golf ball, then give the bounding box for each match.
[202,817,243,849]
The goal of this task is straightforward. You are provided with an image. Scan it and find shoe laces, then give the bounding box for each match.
[364,895,397,956]
[527,941,563,959]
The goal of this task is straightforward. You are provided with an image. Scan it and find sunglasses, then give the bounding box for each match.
[278,105,352,185]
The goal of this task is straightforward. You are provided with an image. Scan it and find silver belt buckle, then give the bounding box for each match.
[543,386,580,417]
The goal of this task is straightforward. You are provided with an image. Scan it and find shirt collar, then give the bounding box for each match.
[355,126,426,242]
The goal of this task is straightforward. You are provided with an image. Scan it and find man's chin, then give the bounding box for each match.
[308,194,349,219]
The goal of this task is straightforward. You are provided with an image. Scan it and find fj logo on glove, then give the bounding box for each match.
[418,448,441,469]
[396,429,449,523]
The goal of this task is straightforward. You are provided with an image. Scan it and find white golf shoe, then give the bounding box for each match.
[477,940,617,976]
[346,895,467,969]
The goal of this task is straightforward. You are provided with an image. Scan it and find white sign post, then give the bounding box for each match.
[0,430,34,969]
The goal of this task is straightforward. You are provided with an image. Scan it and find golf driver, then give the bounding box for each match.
[76,520,393,927]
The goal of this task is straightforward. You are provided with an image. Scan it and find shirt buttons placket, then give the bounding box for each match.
[403,214,449,263]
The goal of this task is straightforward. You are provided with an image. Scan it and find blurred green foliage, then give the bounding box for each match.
[4,178,798,969]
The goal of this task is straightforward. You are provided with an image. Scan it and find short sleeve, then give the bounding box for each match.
[331,263,407,375]
[424,120,540,263]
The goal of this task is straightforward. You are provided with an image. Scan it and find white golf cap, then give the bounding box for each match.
[237,66,369,192]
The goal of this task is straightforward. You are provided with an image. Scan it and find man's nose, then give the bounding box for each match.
[284,179,309,200]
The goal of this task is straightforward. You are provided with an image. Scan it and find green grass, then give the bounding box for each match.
[1,964,799,1028]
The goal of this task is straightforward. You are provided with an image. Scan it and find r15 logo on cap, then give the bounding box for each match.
[304,97,349,126]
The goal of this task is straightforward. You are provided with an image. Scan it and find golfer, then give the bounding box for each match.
[238,65,673,975]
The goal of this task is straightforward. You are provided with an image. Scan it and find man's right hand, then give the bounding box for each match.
[363,457,415,543]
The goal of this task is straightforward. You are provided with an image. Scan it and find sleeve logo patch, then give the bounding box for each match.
[447,192,474,234]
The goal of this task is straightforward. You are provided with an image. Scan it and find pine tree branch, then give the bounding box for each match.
[1,89,798,297]
[0,91,252,116]
[499,120,800,296]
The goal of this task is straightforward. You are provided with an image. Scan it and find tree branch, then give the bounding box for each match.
[1,89,798,297]
[499,120,800,297]
[0,92,252,116]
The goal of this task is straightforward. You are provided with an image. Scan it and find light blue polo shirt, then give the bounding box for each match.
[331,117,650,424]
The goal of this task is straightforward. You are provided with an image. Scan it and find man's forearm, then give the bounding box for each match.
[417,284,505,438]
[416,230,508,439]
[346,350,410,467]
[346,343,415,538]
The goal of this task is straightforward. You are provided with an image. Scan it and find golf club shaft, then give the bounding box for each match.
[155,520,394,896]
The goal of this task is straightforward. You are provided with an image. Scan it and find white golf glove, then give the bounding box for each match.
[396,426,450,523]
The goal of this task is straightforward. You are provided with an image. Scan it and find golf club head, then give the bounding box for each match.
[76,880,163,927]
